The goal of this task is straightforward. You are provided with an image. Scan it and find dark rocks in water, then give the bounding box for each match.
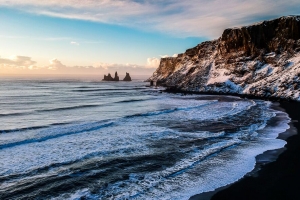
[114,71,119,81]
[123,72,132,81]
[103,73,114,81]
[103,71,120,81]
[102,71,132,81]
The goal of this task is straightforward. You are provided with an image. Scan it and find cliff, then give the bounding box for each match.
[149,16,300,101]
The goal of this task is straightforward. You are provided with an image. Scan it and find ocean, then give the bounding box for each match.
[0,78,291,200]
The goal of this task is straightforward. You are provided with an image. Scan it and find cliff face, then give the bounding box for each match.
[149,16,300,101]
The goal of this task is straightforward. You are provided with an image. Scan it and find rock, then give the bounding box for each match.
[103,71,120,81]
[114,71,119,81]
[123,72,132,81]
[148,16,300,101]
[103,73,114,81]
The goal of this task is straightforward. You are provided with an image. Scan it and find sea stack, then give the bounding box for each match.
[103,71,120,81]
[114,71,119,81]
[103,73,114,81]
[123,72,132,81]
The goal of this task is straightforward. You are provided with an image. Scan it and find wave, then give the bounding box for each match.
[126,101,218,118]
[72,88,146,92]
[0,121,114,150]
[0,112,29,117]
[117,98,151,103]
[0,98,152,119]
[0,105,102,118]
[0,140,240,199]
[37,104,101,112]
[0,100,232,149]
[0,99,292,200]
[0,122,72,134]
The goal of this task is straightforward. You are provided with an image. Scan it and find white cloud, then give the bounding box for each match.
[0,0,299,37]
[147,57,160,68]
[160,55,169,58]
[70,41,79,45]
[0,55,37,69]
[0,56,157,76]
[47,58,66,70]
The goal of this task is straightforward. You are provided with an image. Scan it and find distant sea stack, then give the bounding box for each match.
[114,71,119,81]
[102,71,132,81]
[148,16,300,101]
[123,72,132,81]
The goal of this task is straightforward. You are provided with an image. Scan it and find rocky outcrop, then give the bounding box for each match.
[148,16,300,101]
[114,71,119,81]
[103,73,114,81]
[103,71,120,81]
[123,72,132,81]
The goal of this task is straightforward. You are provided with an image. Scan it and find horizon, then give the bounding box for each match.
[0,0,299,78]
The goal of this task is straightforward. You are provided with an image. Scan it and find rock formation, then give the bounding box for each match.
[103,73,114,81]
[123,72,132,81]
[114,71,119,81]
[148,16,300,101]
[103,71,120,81]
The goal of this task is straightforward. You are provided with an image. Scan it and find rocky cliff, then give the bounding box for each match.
[149,16,300,101]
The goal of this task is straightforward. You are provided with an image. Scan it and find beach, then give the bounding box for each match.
[191,100,300,200]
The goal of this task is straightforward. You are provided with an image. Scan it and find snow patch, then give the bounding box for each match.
[207,63,231,85]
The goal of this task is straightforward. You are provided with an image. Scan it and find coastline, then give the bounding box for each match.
[165,88,300,200]
[207,100,300,200]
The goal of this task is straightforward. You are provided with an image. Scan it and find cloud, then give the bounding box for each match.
[0,55,37,69]
[95,62,156,75]
[70,41,79,45]
[147,57,160,68]
[0,0,299,37]
[47,58,67,70]
[0,56,156,76]
[160,55,169,58]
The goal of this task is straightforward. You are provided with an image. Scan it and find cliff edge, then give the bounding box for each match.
[148,16,300,101]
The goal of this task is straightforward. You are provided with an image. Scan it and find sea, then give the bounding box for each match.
[0,77,291,200]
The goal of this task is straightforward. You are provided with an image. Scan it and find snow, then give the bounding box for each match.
[207,63,230,85]
[265,52,276,57]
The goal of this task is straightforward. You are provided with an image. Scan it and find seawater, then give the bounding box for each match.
[0,78,290,199]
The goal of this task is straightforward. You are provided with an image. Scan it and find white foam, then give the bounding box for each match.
[0,98,291,200]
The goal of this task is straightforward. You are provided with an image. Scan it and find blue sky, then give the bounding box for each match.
[0,0,299,76]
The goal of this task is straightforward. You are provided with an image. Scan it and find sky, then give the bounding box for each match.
[0,0,299,77]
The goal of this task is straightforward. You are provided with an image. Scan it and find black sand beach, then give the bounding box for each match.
[190,100,300,200]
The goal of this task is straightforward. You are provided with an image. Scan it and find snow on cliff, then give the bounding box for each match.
[149,16,300,101]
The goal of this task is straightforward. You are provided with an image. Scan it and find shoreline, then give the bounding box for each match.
[165,89,300,200]
[207,101,300,200]
[189,101,299,200]
[164,86,300,103]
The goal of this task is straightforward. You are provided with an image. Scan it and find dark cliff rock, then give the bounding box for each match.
[103,71,120,81]
[114,71,119,81]
[149,16,300,101]
[103,73,114,81]
[123,72,132,81]
[219,16,300,56]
